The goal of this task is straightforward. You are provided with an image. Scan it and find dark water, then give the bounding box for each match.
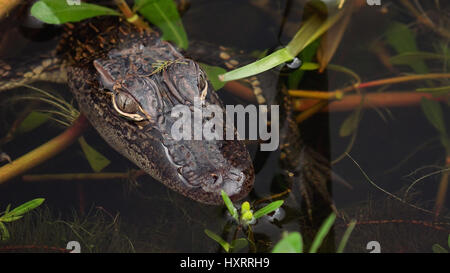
[0,0,449,253]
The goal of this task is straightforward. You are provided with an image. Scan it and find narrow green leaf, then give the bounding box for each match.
[253,200,284,219]
[204,229,230,252]
[385,22,428,74]
[31,0,119,24]
[230,238,248,252]
[0,215,23,223]
[220,190,238,220]
[199,63,227,90]
[432,244,448,253]
[4,204,11,214]
[416,85,450,93]
[339,110,360,137]
[136,0,188,49]
[78,136,111,172]
[336,220,356,253]
[309,213,336,253]
[17,111,49,134]
[286,12,343,57]
[390,52,449,66]
[447,234,450,249]
[272,232,303,253]
[220,10,343,82]
[221,48,293,82]
[420,98,447,136]
[8,198,45,217]
[300,62,320,70]
[0,222,10,241]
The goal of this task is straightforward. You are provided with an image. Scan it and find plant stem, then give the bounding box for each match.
[295,100,329,123]
[22,170,146,182]
[0,115,89,184]
[293,92,443,112]
[115,0,151,30]
[434,160,450,220]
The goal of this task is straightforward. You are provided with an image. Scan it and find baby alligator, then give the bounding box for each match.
[1,17,255,204]
[1,15,336,211]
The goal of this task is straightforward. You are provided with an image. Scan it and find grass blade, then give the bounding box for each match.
[204,229,230,252]
[309,213,336,253]
[253,200,284,219]
[220,190,238,221]
[336,220,356,253]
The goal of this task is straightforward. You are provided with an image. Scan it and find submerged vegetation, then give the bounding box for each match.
[0,206,135,253]
[0,0,449,252]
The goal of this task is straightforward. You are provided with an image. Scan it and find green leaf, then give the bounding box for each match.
[221,48,293,82]
[0,222,10,241]
[339,110,360,137]
[272,232,303,253]
[0,215,23,223]
[204,229,230,252]
[432,244,448,253]
[4,204,11,214]
[136,0,188,49]
[17,111,49,134]
[416,85,450,93]
[288,40,321,89]
[420,98,447,136]
[385,22,428,74]
[220,190,238,221]
[78,136,111,172]
[336,220,356,253]
[220,11,343,82]
[300,62,320,70]
[390,52,449,66]
[286,12,343,57]
[230,238,248,252]
[253,200,284,219]
[7,198,45,217]
[199,63,227,90]
[309,213,336,253]
[31,0,120,24]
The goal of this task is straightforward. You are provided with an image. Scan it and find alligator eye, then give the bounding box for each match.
[198,72,208,92]
[111,92,146,121]
[198,72,208,100]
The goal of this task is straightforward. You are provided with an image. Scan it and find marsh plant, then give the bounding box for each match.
[204,190,284,253]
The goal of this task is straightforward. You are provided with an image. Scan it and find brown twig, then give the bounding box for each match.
[341,219,450,233]
[0,115,89,184]
[22,170,146,182]
[0,244,70,253]
[293,92,445,112]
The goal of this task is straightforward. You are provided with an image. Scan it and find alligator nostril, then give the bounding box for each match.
[211,173,218,182]
[211,173,223,185]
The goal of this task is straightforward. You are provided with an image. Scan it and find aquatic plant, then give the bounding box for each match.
[0,206,135,253]
[432,234,450,253]
[204,190,284,253]
[271,213,356,253]
[0,198,45,241]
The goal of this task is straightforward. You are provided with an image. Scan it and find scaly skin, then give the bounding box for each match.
[0,14,335,212]
[61,17,254,204]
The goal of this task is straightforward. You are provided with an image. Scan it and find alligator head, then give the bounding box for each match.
[69,37,254,205]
